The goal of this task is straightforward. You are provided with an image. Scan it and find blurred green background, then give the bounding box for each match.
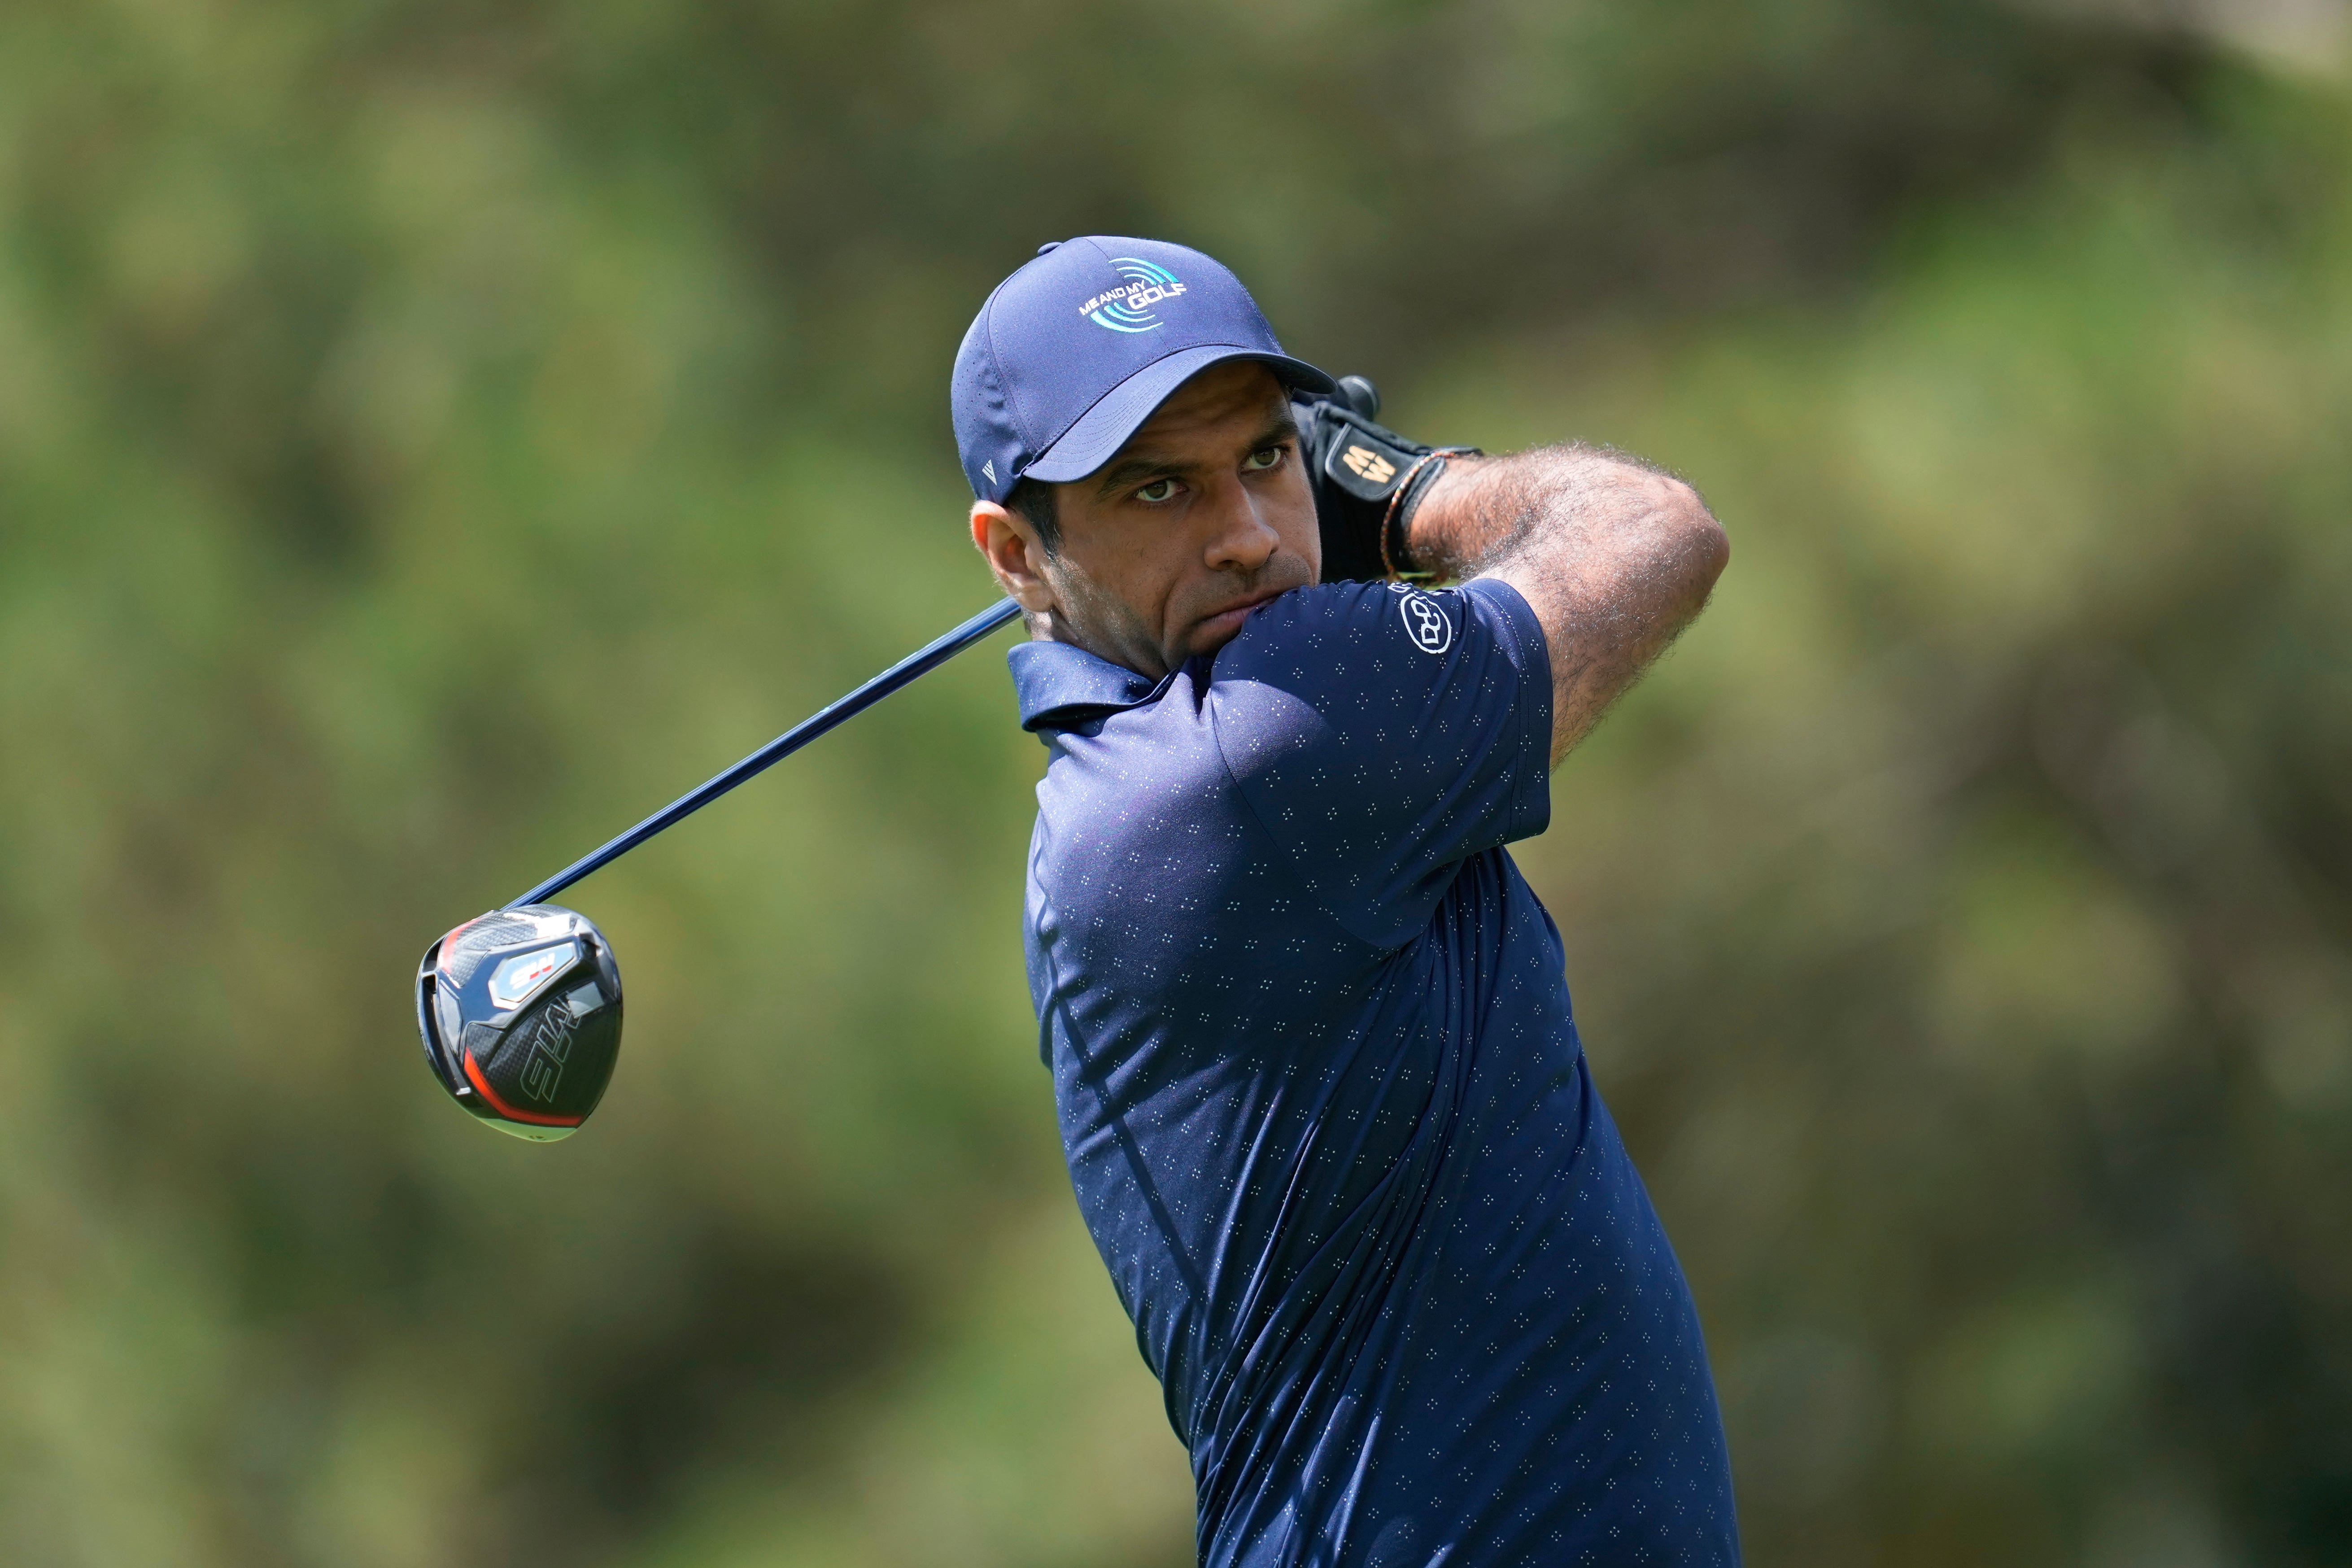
[3,1,2349,1564]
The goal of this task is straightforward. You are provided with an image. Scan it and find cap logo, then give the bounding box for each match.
[1079,258,1186,334]
[982,459,996,484]
[1342,445,1396,486]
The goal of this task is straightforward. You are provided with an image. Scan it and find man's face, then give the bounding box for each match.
[971,361,1319,679]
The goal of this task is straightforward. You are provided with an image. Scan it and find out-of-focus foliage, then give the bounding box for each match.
[0,0,2345,1564]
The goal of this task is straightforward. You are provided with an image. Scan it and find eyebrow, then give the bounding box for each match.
[1091,407,1304,502]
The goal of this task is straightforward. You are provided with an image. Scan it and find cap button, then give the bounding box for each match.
[1036,241,1062,254]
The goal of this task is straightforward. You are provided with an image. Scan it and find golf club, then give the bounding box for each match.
[415,596,1023,1140]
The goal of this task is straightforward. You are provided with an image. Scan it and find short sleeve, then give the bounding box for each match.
[1205,578,1552,948]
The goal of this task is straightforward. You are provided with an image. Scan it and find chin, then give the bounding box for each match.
[1170,558,1313,664]
[1181,593,1287,662]
[1187,623,1244,661]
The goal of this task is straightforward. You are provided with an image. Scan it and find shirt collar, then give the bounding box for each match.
[1008,639,1175,733]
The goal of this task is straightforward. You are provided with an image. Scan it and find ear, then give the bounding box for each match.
[971,500,1059,617]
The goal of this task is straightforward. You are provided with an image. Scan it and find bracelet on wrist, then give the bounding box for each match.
[1379,448,1477,581]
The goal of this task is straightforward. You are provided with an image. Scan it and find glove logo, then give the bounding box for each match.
[1078,258,1186,333]
[1342,445,1397,486]
[1394,587,1453,655]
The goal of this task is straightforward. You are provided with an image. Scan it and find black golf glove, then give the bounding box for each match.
[1296,378,1479,583]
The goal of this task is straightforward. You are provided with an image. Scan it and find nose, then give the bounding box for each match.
[1201,476,1280,575]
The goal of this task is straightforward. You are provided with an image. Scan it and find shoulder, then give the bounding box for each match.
[1201,584,1414,794]
[1034,666,1237,822]
[1205,579,1544,747]
[1213,580,1408,680]
[1217,579,1540,681]
[1204,581,1552,785]
[1028,670,1276,916]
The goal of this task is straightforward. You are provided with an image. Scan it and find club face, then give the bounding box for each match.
[415,905,624,1141]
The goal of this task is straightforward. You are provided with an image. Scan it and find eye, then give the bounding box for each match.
[1243,445,1285,472]
[1135,477,1179,503]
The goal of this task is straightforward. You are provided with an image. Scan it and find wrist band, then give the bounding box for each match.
[1379,447,1478,581]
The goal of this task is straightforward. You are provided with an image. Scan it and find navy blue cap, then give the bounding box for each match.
[952,236,1335,503]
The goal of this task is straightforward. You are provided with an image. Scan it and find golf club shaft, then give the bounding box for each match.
[507,597,1023,909]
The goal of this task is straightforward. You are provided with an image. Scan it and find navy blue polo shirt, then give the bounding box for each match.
[1014,578,1737,1568]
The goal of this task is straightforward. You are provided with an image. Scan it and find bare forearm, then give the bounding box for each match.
[1406,444,1728,763]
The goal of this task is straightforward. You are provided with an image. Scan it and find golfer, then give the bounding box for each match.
[956,238,1737,1566]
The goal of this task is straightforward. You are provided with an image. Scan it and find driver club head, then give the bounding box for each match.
[415,905,623,1141]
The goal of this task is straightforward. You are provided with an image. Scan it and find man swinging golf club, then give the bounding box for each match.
[959,238,1738,1567]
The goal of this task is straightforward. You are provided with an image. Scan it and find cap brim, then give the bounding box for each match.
[1023,345,1336,485]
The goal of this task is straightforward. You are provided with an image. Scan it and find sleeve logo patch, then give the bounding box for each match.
[1393,586,1453,654]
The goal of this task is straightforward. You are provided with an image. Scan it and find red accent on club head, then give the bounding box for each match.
[462,1049,586,1127]
[436,919,474,979]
